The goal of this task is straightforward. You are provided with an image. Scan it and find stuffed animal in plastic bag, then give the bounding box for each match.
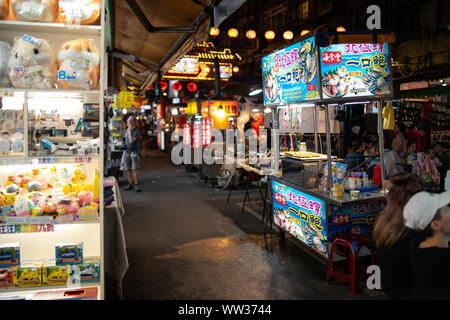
[8,34,57,89]
[56,39,99,90]
[0,0,10,18]
[57,0,100,25]
[11,0,58,22]
[0,41,11,87]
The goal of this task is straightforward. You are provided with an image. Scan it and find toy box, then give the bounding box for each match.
[55,242,83,265]
[0,243,20,268]
[13,261,43,287]
[69,257,100,283]
[0,267,13,288]
[42,260,70,286]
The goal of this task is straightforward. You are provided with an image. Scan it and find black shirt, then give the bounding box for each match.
[375,228,418,299]
[409,233,450,300]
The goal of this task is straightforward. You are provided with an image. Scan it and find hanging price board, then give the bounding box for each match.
[119,91,134,109]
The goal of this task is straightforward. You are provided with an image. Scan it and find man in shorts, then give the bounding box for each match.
[124,116,141,192]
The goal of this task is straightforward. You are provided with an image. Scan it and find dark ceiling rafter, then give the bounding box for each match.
[125,0,200,33]
[110,50,156,71]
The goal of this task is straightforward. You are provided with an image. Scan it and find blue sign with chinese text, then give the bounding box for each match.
[272,180,328,256]
[320,43,391,99]
[262,36,319,106]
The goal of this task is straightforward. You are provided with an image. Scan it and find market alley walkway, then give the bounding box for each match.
[120,150,383,300]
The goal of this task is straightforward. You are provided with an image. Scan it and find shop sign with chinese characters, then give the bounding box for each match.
[320,43,392,99]
[202,118,212,147]
[0,224,54,234]
[272,180,328,257]
[262,36,319,106]
[119,91,134,109]
[192,121,202,149]
[327,200,385,242]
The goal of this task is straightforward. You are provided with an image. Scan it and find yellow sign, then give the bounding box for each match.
[119,91,134,109]
[201,101,238,129]
[185,101,198,115]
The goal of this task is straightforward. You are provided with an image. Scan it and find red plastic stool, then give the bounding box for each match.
[325,233,375,294]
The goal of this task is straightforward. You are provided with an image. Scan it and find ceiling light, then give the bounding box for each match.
[265,30,275,41]
[210,27,220,38]
[301,30,310,36]
[283,31,293,41]
[246,30,256,40]
[228,28,239,38]
[336,26,346,32]
[249,89,262,96]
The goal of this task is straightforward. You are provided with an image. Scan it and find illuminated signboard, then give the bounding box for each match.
[201,100,238,129]
[262,36,319,106]
[183,124,191,146]
[185,101,198,115]
[192,121,201,149]
[163,61,233,81]
[202,118,212,147]
[119,91,134,109]
[319,43,391,99]
[170,57,198,74]
[272,180,328,257]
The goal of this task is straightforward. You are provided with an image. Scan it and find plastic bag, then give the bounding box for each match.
[56,39,100,90]
[8,34,57,89]
[57,0,101,25]
[0,41,11,87]
[11,0,58,22]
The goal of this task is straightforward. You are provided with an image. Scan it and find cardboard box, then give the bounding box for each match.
[0,243,20,268]
[55,242,83,265]
[42,260,70,286]
[13,261,43,287]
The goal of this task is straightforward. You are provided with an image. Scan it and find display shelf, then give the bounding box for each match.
[0,282,101,299]
[0,88,100,96]
[0,20,101,36]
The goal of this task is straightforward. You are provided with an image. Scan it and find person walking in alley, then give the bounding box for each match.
[124,115,141,192]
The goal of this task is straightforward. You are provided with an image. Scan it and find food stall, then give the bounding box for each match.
[263,31,396,260]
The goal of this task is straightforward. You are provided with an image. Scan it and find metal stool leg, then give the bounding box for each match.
[242,176,250,214]
[226,171,236,203]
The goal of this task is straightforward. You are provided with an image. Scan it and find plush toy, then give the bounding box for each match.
[57,199,79,216]
[27,181,41,192]
[0,0,10,18]
[1,206,15,216]
[57,0,100,25]
[0,41,11,88]
[6,184,20,194]
[0,131,11,154]
[31,206,43,216]
[8,34,57,89]
[14,196,34,217]
[77,190,93,207]
[26,191,43,204]
[56,39,99,90]
[11,0,58,22]
[1,192,17,206]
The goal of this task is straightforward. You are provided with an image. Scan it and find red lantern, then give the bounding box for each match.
[187,82,198,92]
[159,81,168,91]
[172,82,182,91]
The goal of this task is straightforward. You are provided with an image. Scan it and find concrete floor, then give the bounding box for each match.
[120,150,385,300]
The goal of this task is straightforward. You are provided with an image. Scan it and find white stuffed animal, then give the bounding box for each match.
[8,34,57,89]
[57,0,101,25]
[11,0,58,22]
[0,41,11,87]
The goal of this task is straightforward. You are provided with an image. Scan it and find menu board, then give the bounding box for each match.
[319,43,392,99]
[262,36,319,106]
[272,180,328,257]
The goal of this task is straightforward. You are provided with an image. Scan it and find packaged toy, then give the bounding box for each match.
[78,190,93,206]
[0,131,11,154]
[13,260,43,287]
[69,257,100,283]
[13,196,34,217]
[0,267,13,288]
[56,198,79,216]
[56,39,99,90]
[76,203,98,221]
[57,0,100,25]
[42,260,70,286]
[0,243,20,267]
[0,41,11,87]
[0,0,9,18]
[55,242,83,265]
[8,34,57,89]
[11,0,58,22]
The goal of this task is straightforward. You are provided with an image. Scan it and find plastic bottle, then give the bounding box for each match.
[92,168,100,203]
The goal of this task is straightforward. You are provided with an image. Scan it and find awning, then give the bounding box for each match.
[111,0,212,91]
[399,86,450,98]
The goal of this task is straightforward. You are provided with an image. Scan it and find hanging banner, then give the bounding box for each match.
[272,180,328,257]
[202,118,212,147]
[262,36,319,106]
[119,91,134,109]
[192,121,201,150]
[319,43,392,99]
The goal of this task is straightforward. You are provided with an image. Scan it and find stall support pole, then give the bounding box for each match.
[377,100,386,190]
[324,104,333,193]
[313,104,319,153]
